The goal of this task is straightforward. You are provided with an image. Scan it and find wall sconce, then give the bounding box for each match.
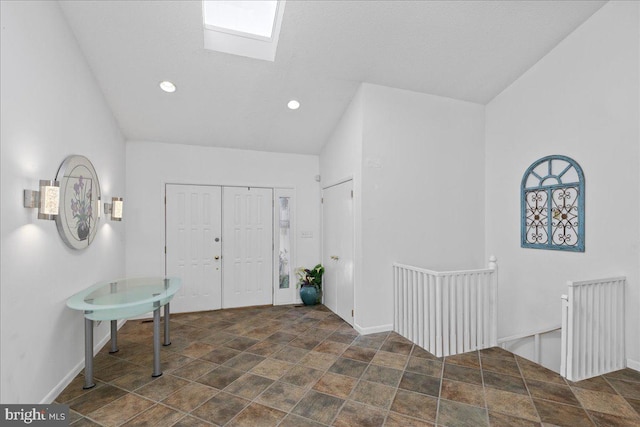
[104,197,123,221]
[24,180,60,220]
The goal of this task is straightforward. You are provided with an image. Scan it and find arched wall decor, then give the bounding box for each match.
[521,155,585,252]
[55,155,101,250]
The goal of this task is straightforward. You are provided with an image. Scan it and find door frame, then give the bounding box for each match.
[322,177,355,325]
[165,182,296,310]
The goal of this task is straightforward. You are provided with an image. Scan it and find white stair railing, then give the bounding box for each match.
[560,276,626,381]
[393,256,498,358]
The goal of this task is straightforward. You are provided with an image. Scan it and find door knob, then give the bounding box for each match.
[214,256,220,260]
[330,255,339,261]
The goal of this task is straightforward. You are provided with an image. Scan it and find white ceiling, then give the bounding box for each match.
[59,0,606,155]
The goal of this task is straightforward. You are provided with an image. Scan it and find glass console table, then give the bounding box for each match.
[67,277,182,389]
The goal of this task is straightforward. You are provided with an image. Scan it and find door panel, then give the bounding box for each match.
[223,187,273,308]
[166,184,222,313]
[323,180,354,325]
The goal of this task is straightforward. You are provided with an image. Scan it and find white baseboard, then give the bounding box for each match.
[626,358,640,372]
[41,320,127,404]
[354,323,393,336]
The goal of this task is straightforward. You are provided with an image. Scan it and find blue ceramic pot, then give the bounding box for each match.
[300,286,320,305]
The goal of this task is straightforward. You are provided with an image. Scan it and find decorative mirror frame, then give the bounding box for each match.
[521,155,585,252]
[55,155,101,250]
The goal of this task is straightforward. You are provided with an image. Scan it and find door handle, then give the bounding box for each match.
[214,256,220,260]
[330,255,339,261]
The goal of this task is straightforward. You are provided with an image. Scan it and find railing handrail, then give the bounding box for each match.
[567,276,626,287]
[393,262,495,277]
[497,325,561,345]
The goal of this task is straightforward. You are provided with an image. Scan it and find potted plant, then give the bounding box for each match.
[296,264,325,305]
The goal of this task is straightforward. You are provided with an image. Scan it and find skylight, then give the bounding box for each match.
[203,1,278,40]
[202,1,285,62]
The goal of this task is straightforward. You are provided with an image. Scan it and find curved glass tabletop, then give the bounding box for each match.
[67,277,181,321]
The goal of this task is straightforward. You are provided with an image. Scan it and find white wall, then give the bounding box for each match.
[126,141,321,305]
[319,87,364,329]
[486,1,640,371]
[320,84,485,333]
[359,84,486,332]
[0,1,126,403]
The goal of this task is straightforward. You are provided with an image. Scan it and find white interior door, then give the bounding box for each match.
[223,187,273,308]
[323,180,354,325]
[166,184,222,313]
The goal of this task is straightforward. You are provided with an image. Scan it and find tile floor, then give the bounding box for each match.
[56,304,640,426]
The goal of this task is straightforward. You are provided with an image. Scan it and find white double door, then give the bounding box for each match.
[166,184,273,313]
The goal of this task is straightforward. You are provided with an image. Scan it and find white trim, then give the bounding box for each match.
[627,358,640,372]
[322,175,354,191]
[354,322,393,336]
[497,325,562,345]
[40,320,127,404]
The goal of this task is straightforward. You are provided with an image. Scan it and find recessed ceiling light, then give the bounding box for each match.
[287,100,300,110]
[159,81,176,93]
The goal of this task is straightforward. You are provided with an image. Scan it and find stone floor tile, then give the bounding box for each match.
[120,404,184,427]
[250,358,294,380]
[405,356,443,377]
[291,390,344,425]
[384,411,436,426]
[443,363,483,385]
[484,387,540,422]
[572,387,639,419]
[87,393,154,426]
[68,384,128,415]
[196,365,244,389]
[222,352,265,371]
[526,377,580,406]
[226,403,286,427]
[161,382,218,412]
[169,359,217,381]
[371,350,409,370]
[390,389,438,422]
[312,372,358,398]
[256,381,307,412]
[440,378,485,407]
[135,374,190,402]
[341,345,377,363]
[398,371,441,397]
[223,373,274,399]
[533,398,594,427]
[328,357,369,379]
[298,350,338,371]
[445,351,480,369]
[437,399,488,427]
[482,370,528,394]
[333,401,386,427]
[488,411,541,427]
[350,380,397,409]
[362,364,404,387]
[190,392,250,426]
[280,364,324,388]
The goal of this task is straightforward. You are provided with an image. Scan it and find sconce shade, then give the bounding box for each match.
[112,197,123,221]
[23,180,59,220]
[104,197,124,221]
[39,180,60,219]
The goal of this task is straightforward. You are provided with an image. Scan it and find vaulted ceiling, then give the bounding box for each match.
[59,0,606,154]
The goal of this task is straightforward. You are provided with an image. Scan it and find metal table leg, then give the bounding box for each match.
[163,302,171,346]
[109,320,119,353]
[83,317,96,389]
[152,300,162,377]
